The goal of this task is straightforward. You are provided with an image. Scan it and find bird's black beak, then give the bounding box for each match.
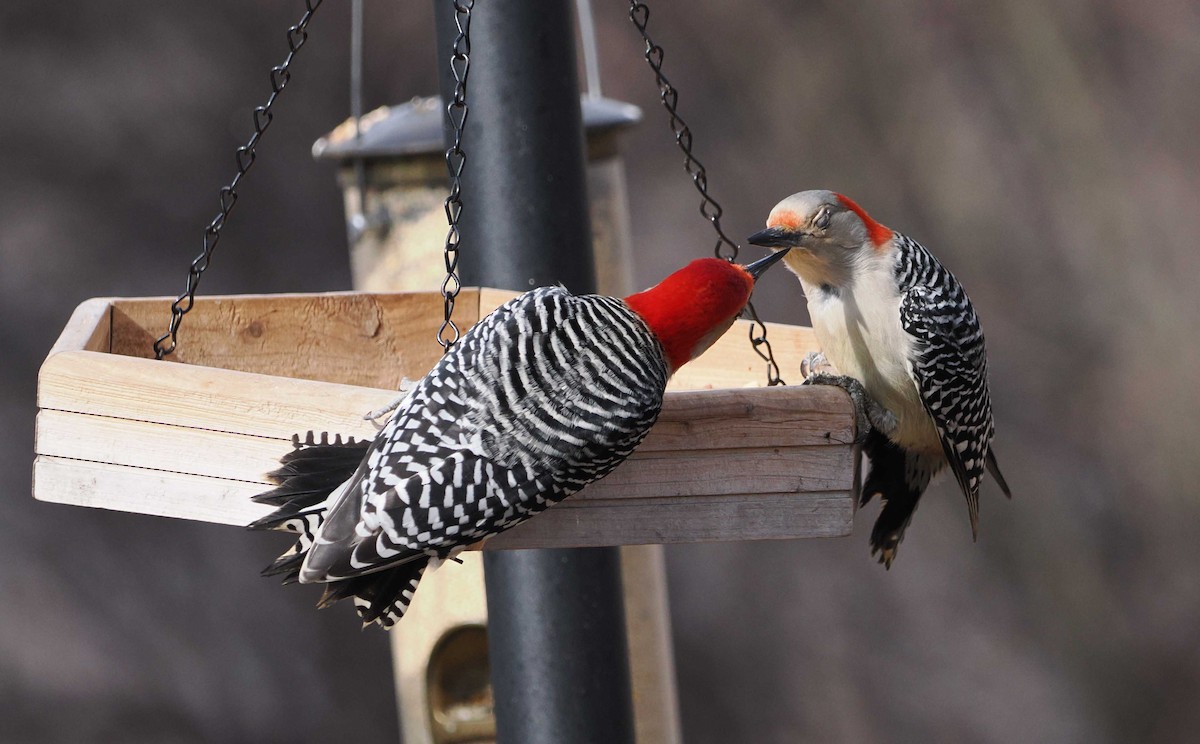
[742,247,791,283]
[747,226,804,249]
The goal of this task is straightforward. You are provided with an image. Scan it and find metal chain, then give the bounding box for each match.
[153,0,325,360]
[627,1,785,386]
[438,0,474,351]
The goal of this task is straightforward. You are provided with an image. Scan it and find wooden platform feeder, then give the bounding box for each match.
[33,289,859,547]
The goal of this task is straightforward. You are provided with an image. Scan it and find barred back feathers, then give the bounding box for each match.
[892,232,999,531]
[250,287,669,628]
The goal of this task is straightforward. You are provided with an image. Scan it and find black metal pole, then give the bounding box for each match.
[435,0,598,294]
[433,2,635,744]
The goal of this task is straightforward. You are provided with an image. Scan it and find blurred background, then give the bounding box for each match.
[3,0,1199,741]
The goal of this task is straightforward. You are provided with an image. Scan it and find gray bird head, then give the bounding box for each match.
[747,190,895,288]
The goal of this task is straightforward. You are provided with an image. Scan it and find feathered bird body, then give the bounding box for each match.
[254,288,668,627]
[750,190,1009,566]
[251,253,788,626]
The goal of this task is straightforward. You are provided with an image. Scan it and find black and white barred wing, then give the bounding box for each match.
[898,247,996,536]
[302,287,668,583]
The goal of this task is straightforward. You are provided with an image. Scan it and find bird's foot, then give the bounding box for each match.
[800,350,834,380]
[869,531,902,570]
[363,378,417,427]
[803,372,896,444]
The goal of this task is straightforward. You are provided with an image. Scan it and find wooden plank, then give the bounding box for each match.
[34,408,851,501]
[638,385,854,451]
[107,290,487,386]
[668,319,821,391]
[487,491,853,548]
[477,287,522,315]
[34,409,288,485]
[33,455,267,526]
[38,350,852,450]
[48,298,113,358]
[53,291,822,391]
[38,350,394,442]
[32,456,852,544]
[577,445,855,500]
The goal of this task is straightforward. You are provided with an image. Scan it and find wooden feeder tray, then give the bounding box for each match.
[33,289,859,548]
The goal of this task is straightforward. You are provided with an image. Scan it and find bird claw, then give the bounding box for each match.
[363,378,417,428]
[869,517,905,569]
[802,372,895,444]
[870,539,899,570]
[800,350,834,380]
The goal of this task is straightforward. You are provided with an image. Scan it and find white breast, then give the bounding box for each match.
[799,262,942,455]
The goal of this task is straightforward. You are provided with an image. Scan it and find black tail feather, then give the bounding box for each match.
[986,447,1012,499]
[861,429,928,569]
[261,552,306,582]
[249,431,368,587]
[247,498,322,531]
[860,429,902,507]
[250,431,428,628]
[356,558,430,628]
[317,578,362,609]
[253,432,371,506]
[315,558,431,628]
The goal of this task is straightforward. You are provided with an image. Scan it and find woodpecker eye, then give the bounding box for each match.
[813,208,832,230]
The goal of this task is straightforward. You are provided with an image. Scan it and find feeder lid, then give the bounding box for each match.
[313,95,642,161]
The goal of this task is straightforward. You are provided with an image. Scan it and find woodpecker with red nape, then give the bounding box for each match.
[250,250,789,627]
[749,190,1010,567]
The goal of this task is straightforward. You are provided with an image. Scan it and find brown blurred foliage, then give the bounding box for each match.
[2,0,1198,741]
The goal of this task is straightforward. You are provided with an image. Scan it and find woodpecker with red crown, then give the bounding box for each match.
[749,190,1010,567]
[250,250,789,627]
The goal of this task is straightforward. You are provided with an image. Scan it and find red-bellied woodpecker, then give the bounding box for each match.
[250,250,789,627]
[749,190,1010,567]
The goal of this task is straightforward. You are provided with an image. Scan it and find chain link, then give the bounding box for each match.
[438,0,474,351]
[153,1,325,359]
[628,1,785,386]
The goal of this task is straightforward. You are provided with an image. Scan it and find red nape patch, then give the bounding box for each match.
[769,209,803,231]
[835,193,893,248]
